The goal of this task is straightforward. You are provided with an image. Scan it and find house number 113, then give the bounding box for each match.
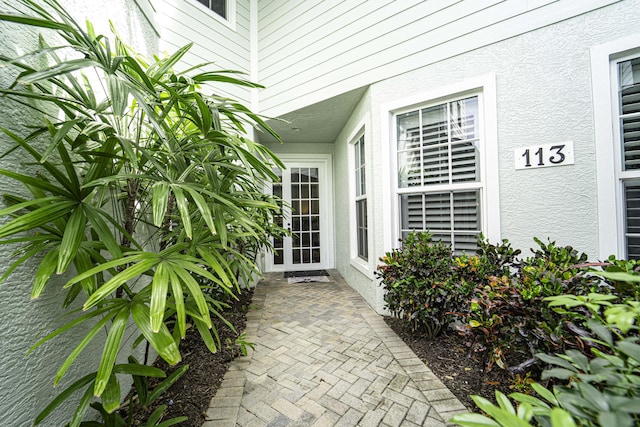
[514,141,574,170]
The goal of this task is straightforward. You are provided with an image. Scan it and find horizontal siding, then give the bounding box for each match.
[158,0,252,103]
[257,0,620,117]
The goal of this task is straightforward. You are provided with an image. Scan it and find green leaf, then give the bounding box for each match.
[449,412,501,427]
[173,266,211,328]
[155,417,190,427]
[0,13,74,31]
[100,373,121,413]
[57,203,86,273]
[618,340,640,363]
[152,181,170,227]
[83,257,158,310]
[171,186,192,239]
[592,270,640,283]
[536,353,576,371]
[145,405,168,427]
[69,383,95,427]
[530,383,558,406]
[495,390,516,414]
[94,304,130,396]
[194,316,218,353]
[31,247,60,299]
[541,368,576,381]
[84,205,122,259]
[0,199,75,239]
[113,363,166,378]
[597,411,633,427]
[150,262,170,333]
[54,313,114,387]
[169,268,186,339]
[131,302,181,365]
[181,185,216,234]
[470,394,533,427]
[0,168,71,196]
[550,408,577,427]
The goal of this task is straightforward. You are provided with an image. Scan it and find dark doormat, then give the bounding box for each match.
[283,270,329,278]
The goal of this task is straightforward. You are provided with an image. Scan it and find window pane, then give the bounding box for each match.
[450,97,479,140]
[400,194,424,231]
[619,58,640,170]
[209,0,226,18]
[398,150,423,187]
[451,141,479,182]
[625,181,640,259]
[424,192,451,231]
[356,199,368,260]
[453,190,480,231]
[622,116,640,170]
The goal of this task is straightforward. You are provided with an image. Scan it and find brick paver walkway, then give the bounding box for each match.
[203,271,467,426]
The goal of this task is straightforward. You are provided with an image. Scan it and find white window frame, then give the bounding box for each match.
[348,118,372,276]
[592,34,640,259]
[354,132,368,257]
[190,0,236,29]
[380,74,500,252]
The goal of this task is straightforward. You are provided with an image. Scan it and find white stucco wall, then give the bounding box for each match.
[0,1,159,425]
[331,89,388,312]
[367,0,640,269]
[326,0,640,313]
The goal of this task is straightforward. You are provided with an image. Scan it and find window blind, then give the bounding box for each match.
[397,96,482,253]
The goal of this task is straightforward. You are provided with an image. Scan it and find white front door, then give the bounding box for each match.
[268,156,333,272]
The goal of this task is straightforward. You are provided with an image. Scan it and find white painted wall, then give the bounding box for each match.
[332,89,383,310]
[257,0,620,118]
[371,0,639,267]
[0,1,158,425]
[157,0,253,104]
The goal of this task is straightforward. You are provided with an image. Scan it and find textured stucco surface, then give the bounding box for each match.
[331,88,383,312]
[328,0,640,313]
[0,1,159,425]
[368,0,640,264]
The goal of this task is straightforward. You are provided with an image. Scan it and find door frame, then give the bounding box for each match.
[264,153,334,272]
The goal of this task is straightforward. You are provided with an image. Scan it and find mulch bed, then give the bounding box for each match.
[384,317,516,411]
[123,290,253,427]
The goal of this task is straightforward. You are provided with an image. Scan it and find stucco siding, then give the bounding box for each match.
[331,89,386,312]
[0,1,158,425]
[257,0,620,118]
[157,0,252,103]
[363,0,640,282]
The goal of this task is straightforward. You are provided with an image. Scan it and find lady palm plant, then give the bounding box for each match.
[0,0,284,424]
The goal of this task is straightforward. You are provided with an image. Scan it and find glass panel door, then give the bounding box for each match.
[270,163,326,271]
[290,167,321,265]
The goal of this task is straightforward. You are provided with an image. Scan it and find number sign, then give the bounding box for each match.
[514,141,574,170]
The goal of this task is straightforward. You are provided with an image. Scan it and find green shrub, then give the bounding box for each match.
[463,238,602,371]
[376,232,465,338]
[452,288,640,427]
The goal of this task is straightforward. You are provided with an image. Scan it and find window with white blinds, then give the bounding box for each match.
[354,135,368,260]
[396,96,482,253]
[618,56,640,259]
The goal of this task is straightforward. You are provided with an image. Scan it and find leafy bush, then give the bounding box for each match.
[452,285,640,427]
[376,232,465,338]
[464,238,602,371]
[0,1,284,425]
